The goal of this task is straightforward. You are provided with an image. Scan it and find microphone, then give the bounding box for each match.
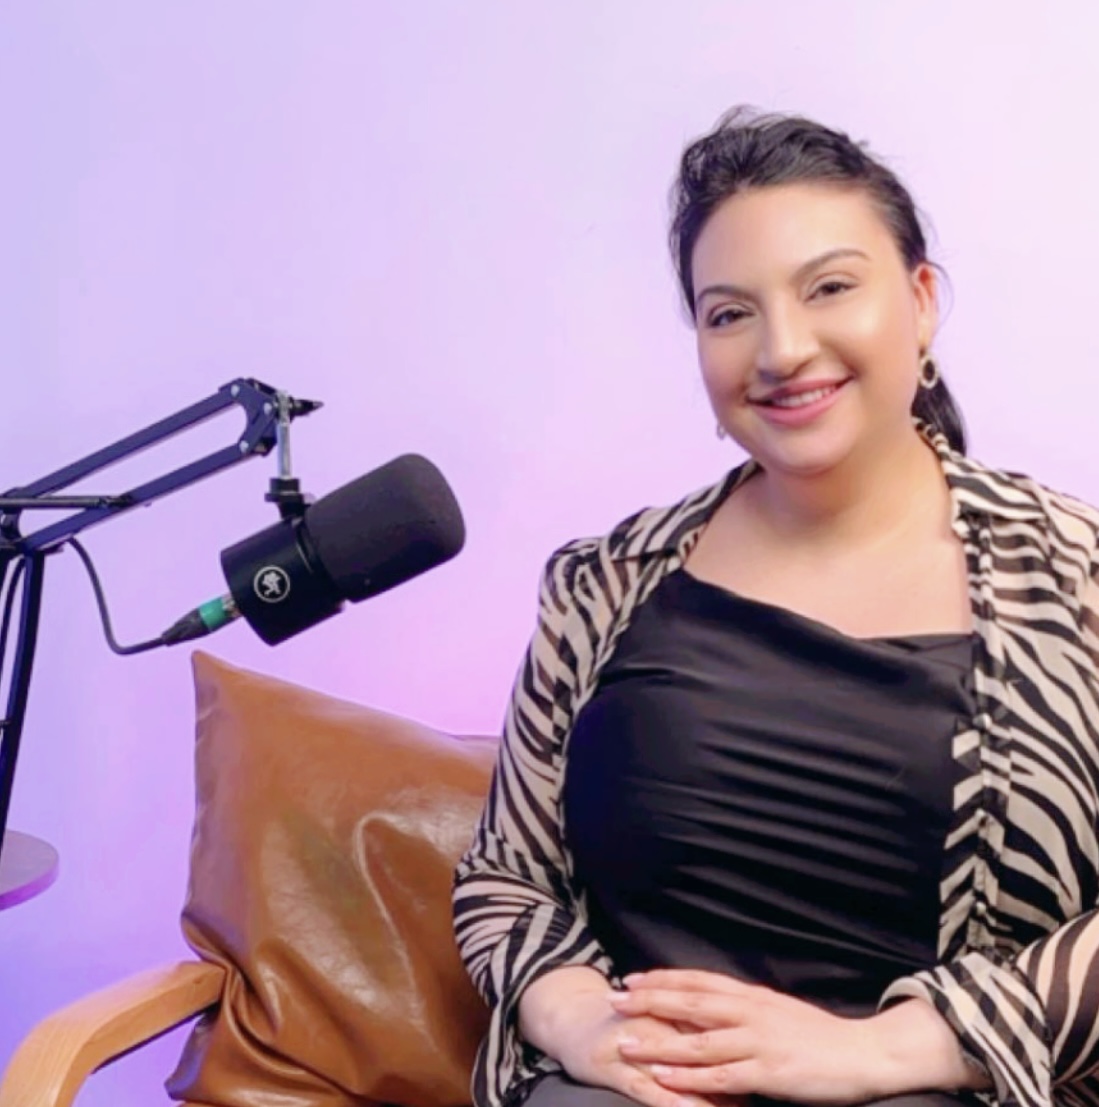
[161,454,465,647]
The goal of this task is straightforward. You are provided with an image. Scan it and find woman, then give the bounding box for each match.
[452,108,1099,1107]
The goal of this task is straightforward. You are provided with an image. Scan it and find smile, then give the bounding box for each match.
[748,379,850,428]
[753,380,848,408]
[765,384,841,409]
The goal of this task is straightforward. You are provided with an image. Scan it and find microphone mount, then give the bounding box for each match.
[0,378,322,868]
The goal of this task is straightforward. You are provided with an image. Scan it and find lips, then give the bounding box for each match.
[750,379,850,407]
[742,377,852,430]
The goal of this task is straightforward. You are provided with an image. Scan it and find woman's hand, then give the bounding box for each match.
[518,966,714,1107]
[609,969,983,1104]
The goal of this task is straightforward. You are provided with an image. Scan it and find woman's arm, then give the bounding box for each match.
[453,542,616,1099]
[879,910,1099,1107]
[866,997,989,1093]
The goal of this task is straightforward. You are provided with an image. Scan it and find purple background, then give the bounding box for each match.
[3,3,1099,1102]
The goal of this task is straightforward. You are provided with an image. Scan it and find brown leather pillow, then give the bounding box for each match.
[167,651,496,1107]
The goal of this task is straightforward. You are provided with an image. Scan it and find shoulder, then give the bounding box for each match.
[951,449,1097,526]
[955,451,1099,537]
[537,470,739,600]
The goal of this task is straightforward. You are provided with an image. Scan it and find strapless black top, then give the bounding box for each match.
[563,568,975,1016]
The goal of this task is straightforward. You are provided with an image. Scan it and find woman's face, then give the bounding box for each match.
[691,182,937,479]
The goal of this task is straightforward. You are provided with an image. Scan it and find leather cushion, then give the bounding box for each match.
[166,652,495,1107]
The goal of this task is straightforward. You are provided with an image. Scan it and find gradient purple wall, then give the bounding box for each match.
[3,3,1099,1102]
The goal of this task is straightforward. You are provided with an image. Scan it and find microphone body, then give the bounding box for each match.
[220,515,342,644]
[162,454,464,647]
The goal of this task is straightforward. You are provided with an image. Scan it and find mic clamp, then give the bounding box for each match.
[265,477,311,521]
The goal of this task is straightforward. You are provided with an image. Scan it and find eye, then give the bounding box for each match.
[811,279,855,299]
[706,305,750,328]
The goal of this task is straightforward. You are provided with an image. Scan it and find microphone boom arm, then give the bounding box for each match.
[0,377,321,870]
[0,378,320,554]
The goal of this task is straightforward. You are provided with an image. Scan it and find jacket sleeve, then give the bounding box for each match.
[879,914,1099,1107]
[453,542,615,1106]
[880,573,1099,1107]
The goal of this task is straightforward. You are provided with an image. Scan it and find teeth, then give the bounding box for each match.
[769,385,838,409]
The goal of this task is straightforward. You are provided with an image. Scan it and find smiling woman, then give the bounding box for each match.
[671,109,965,461]
[452,107,1099,1107]
[693,187,936,487]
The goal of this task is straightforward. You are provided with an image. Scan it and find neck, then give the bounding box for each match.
[745,425,948,551]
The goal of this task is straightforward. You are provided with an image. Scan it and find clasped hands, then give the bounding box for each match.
[609,968,890,1106]
[531,967,979,1107]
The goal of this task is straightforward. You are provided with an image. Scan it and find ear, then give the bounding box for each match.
[911,262,939,351]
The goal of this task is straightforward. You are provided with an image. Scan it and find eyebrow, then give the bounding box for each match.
[695,247,871,305]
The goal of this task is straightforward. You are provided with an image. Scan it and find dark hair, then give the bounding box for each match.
[669,107,966,454]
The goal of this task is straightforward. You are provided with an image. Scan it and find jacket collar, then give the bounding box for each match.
[607,424,1046,563]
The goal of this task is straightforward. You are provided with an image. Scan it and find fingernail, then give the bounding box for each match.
[617,1034,639,1049]
[608,991,629,1004]
[650,1064,673,1077]
[623,973,641,985]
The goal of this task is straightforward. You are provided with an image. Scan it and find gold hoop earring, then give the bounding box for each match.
[919,353,940,390]
[716,423,727,440]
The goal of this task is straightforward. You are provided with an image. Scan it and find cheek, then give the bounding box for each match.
[835,289,916,353]
[820,297,920,389]
[696,333,752,398]
[825,296,890,349]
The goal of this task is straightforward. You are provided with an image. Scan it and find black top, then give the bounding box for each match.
[562,568,975,1016]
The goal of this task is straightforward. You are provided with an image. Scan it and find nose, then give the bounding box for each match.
[756,301,820,381]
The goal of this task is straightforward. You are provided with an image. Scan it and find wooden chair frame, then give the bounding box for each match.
[0,961,223,1107]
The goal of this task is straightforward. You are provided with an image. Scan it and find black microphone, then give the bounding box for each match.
[161,454,465,646]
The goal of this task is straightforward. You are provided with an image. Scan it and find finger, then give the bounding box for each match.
[608,1062,711,1107]
[611,987,743,1029]
[623,969,756,997]
[648,1060,755,1096]
[618,1027,752,1065]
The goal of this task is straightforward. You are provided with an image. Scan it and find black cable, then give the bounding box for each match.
[67,539,167,656]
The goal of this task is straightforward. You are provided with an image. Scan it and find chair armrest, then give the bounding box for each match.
[0,960,225,1107]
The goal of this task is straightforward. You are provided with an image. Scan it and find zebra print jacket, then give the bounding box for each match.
[452,432,1099,1107]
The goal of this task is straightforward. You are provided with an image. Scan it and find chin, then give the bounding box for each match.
[747,435,861,480]
[733,407,874,477]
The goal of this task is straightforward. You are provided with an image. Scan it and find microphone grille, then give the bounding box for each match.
[307,454,465,602]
